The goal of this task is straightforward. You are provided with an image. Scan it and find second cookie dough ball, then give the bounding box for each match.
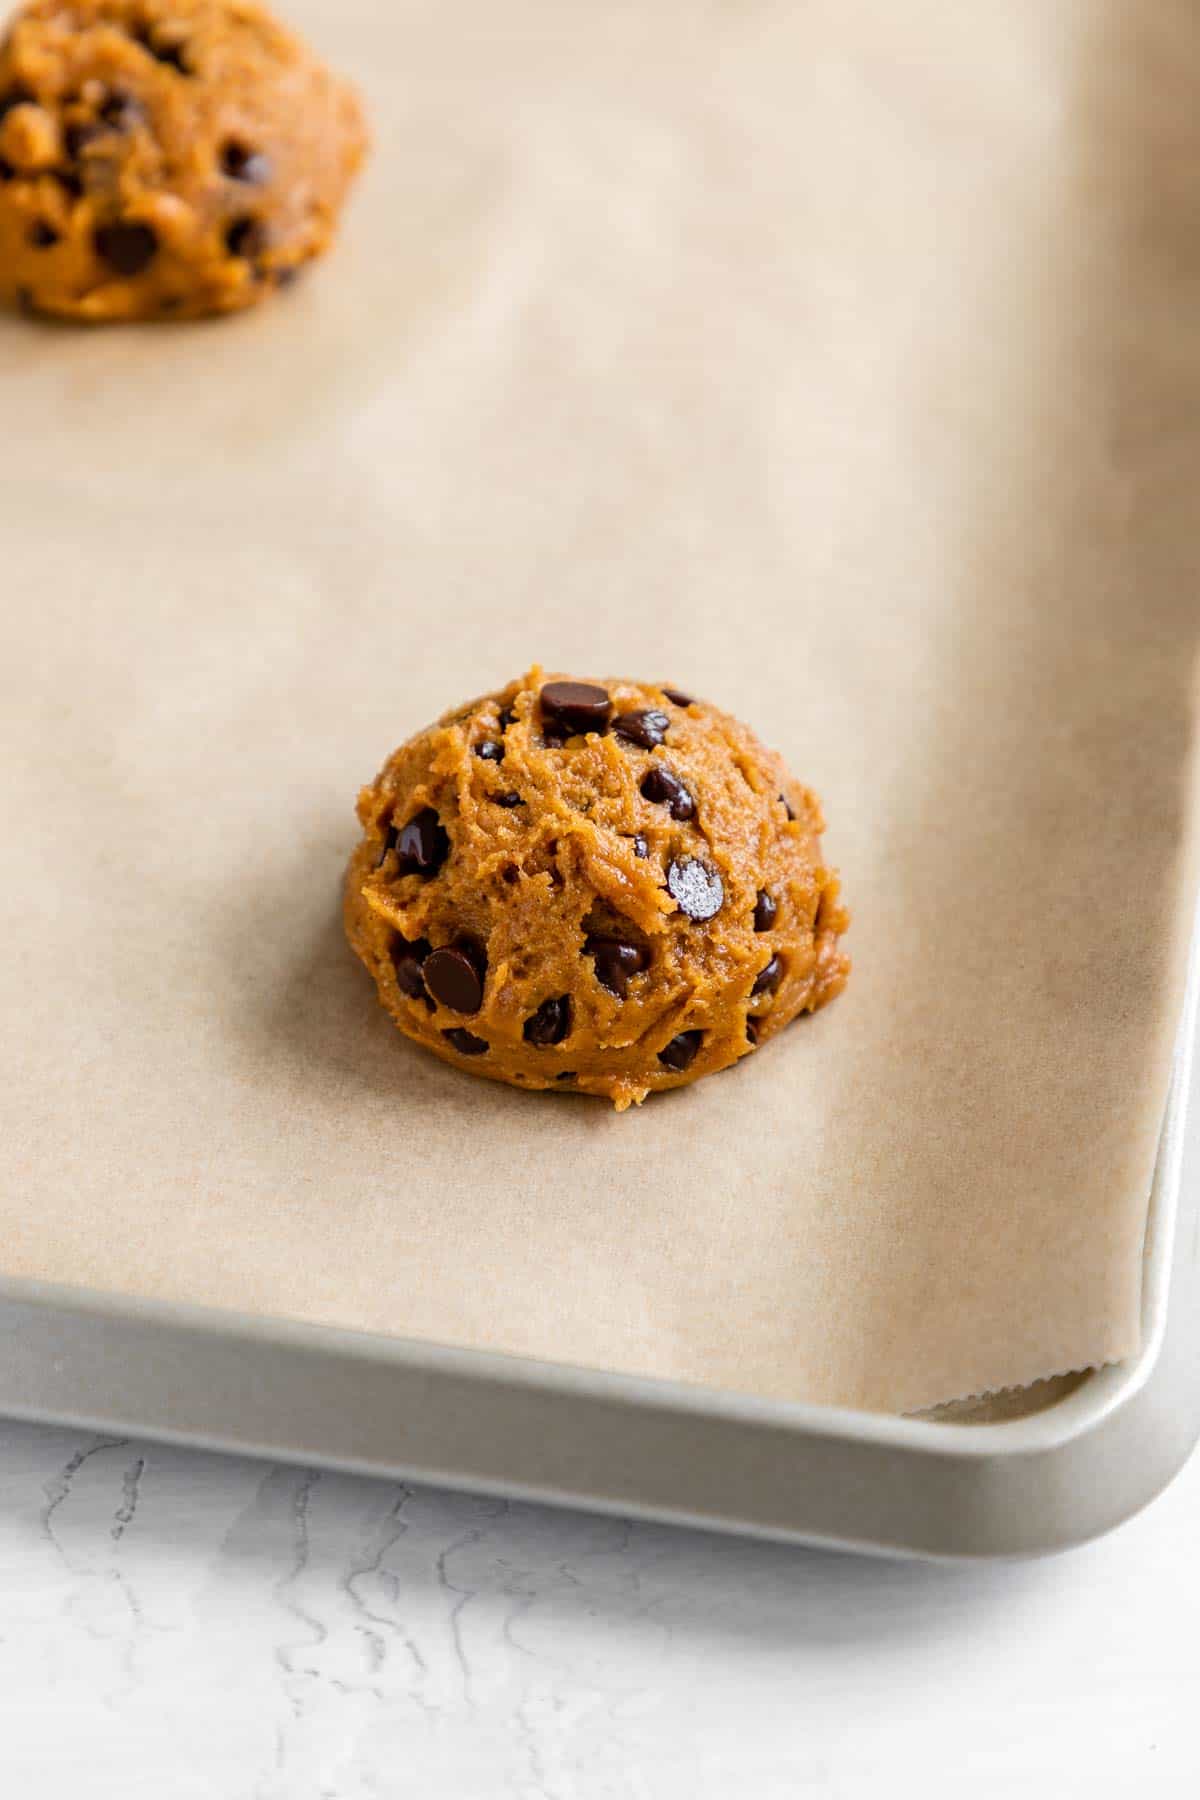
[0,0,367,320]
[345,669,851,1111]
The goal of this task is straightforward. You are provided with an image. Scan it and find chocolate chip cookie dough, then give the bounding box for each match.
[345,670,850,1111]
[0,0,366,320]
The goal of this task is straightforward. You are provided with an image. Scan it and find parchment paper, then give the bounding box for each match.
[3,0,1200,1413]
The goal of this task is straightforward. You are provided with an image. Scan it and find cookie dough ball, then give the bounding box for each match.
[345,670,850,1111]
[0,0,366,320]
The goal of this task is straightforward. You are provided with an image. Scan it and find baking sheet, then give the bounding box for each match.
[3,0,1200,1413]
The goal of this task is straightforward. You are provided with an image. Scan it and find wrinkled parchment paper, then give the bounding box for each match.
[3,0,1200,1412]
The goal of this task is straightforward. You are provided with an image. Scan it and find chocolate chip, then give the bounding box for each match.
[523,994,572,1046]
[442,1027,488,1056]
[663,688,693,707]
[751,954,784,997]
[64,120,103,160]
[780,793,796,821]
[0,85,33,122]
[495,791,523,808]
[226,215,268,259]
[376,822,398,868]
[27,220,58,248]
[640,766,694,820]
[585,935,649,999]
[52,169,84,198]
[220,140,270,183]
[0,158,13,181]
[396,808,449,877]
[745,1018,759,1045]
[424,944,485,1014]
[99,90,143,130]
[94,220,158,276]
[666,857,724,921]
[498,706,516,732]
[540,680,612,738]
[659,1030,703,1072]
[392,935,431,1000]
[753,889,777,932]
[632,834,649,858]
[136,30,191,74]
[474,739,504,762]
[614,708,670,750]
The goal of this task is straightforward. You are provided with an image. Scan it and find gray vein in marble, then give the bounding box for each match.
[273,1468,327,1682]
[341,1482,434,1710]
[111,1452,146,1542]
[434,1496,511,1707]
[40,1434,127,1558]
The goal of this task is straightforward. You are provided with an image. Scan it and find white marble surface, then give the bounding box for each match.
[0,1421,1197,1796]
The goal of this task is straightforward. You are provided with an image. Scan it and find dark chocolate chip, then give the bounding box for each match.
[523,994,572,1046]
[99,90,143,130]
[220,140,270,183]
[614,708,670,750]
[753,889,777,932]
[136,30,191,74]
[632,834,649,858]
[780,793,796,821]
[27,219,58,248]
[474,739,504,762]
[666,857,724,921]
[498,706,516,732]
[64,120,103,159]
[663,688,693,707]
[659,1030,704,1072]
[52,169,84,198]
[746,1018,760,1045]
[539,680,612,738]
[0,157,13,181]
[640,766,695,820]
[585,935,649,999]
[396,808,449,877]
[0,85,33,122]
[94,220,158,276]
[495,791,523,808]
[751,954,784,997]
[424,944,485,1014]
[392,935,431,1000]
[442,1027,488,1056]
[225,215,268,259]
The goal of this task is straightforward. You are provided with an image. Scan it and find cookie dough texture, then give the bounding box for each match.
[345,670,850,1111]
[0,0,366,320]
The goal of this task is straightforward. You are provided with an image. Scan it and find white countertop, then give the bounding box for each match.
[0,1416,1196,1797]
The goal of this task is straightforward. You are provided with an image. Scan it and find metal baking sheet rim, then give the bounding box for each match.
[2,920,1197,1560]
